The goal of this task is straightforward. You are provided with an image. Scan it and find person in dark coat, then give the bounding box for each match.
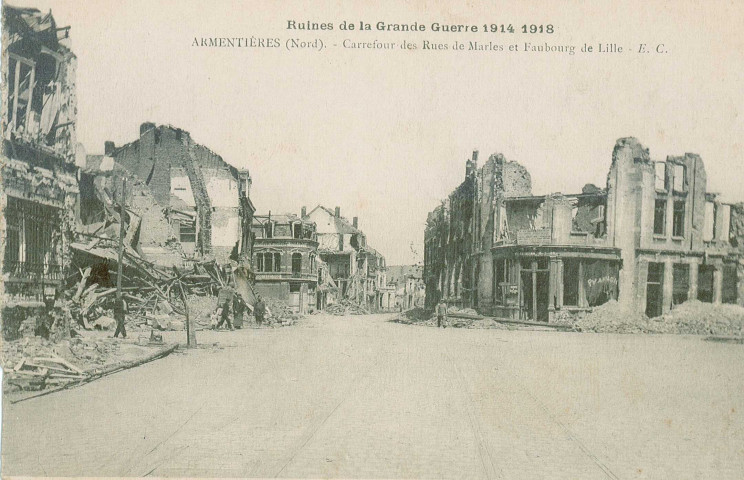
[113,297,128,338]
[254,296,267,326]
[215,284,235,330]
[436,299,448,328]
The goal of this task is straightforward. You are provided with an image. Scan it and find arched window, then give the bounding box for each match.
[273,253,281,272]
[292,253,302,274]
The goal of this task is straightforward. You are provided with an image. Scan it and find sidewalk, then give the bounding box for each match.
[2,330,178,403]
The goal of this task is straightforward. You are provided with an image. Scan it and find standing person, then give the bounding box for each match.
[436,298,448,328]
[113,296,128,338]
[215,283,235,330]
[254,296,266,326]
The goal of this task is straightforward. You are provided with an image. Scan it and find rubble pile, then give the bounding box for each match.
[326,299,370,316]
[574,301,653,333]
[447,306,479,316]
[573,300,744,335]
[261,298,302,326]
[65,260,231,334]
[392,308,507,329]
[2,335,160,394]
[659,300,744,336]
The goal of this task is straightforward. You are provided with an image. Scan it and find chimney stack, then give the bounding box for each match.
[104,141,116,156]
[353,216,358,228]
[335,206,340,218]
[301,206,307,218]
[140,122,156,136]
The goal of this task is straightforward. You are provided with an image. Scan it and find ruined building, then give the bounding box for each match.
[1,6,78,325]
[305,205,390,311]
[251,212,329,314]
[79,124,254,268]
[424,139,744,322]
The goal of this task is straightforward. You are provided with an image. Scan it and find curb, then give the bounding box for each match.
[9,343,179,404]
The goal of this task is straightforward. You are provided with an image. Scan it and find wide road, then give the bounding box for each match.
[3,313,744,479]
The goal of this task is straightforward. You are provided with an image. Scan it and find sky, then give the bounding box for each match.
[9,0,744,265]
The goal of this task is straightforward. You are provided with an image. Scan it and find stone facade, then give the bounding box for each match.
[88,123,254,267]
[251,213,320,314]
[1,6,79,332]
[305,205,389,311]
[425,139,744,322]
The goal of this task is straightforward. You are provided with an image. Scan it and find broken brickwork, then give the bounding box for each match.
[425,138,744,323]
[94,124,255,267]
[1,5,79,338]
[424,151,531,309]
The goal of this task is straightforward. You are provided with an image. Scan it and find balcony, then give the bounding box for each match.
[3,261,63,283]
[255,271,317,282]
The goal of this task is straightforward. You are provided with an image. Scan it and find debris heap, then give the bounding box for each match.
[573,299,744,335]
[326,299,370,316]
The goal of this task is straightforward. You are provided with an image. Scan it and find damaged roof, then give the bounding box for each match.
[3,4,67,49]
[310,206,363,234]
[253,213,314,226]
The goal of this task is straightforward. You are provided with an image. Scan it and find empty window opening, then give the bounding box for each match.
[673,164,686,192]
[179,221,196,243]
[703,202,716,241]
[292,253,302,274]
[654,199,666,235]
[655,162,667,191]
[672,200,685,237]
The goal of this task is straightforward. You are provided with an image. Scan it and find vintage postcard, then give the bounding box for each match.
[1,0,743,478]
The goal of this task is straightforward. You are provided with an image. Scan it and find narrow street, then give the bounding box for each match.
[3,314,744,479]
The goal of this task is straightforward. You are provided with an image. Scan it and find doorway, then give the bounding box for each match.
[520,259,550,322]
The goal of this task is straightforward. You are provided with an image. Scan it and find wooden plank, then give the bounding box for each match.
[25,362,77,374]
[35,356,85,375]
[14,357,26,372]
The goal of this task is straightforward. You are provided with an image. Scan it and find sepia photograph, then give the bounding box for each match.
[1,1,743,478]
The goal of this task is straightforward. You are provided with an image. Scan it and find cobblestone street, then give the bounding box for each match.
[3,313,744,479]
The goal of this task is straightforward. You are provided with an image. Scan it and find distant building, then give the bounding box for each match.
[80,123,254,268]
[251,212,322,314]
[1,5,79,314]
[425,139,744,322]
[388,265,425,309]
[305,205,390,311]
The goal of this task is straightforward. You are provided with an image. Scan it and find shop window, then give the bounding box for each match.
[289,283,301,293]
[698,265,715,303]
[493,259,504,304]
[722,264,737,304]
[292,253,302,274]
[654,199,666,235]
[563,259,580,306]
[179,221,196,243]
[672,263,689,306]
[646,262,664,317]
[672,200,685,237]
